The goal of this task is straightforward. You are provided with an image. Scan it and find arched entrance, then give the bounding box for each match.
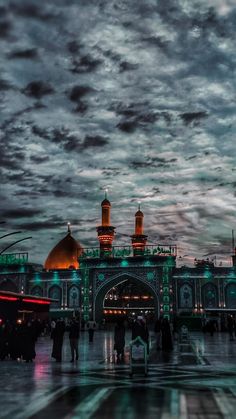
[94,273,159,322]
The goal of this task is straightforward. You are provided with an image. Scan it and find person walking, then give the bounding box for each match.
[51,319,65,362]
[227,315,234,341]
[161,318,173,351]
[69,318,80,362]
[86,319,97,343]
[154,317,162,350]
[114,320,125,363]
[21,321,36,363]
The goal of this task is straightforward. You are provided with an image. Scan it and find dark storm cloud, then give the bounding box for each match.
[8,48,38,59]
[0,20,12,38]
[117,120,137,133]
[30,155,50,164]
[0,79,13,91]
[1,208,42,218]
[67,41,82,54]
[31,125,108,152]
[70,55,102,74]
[18,220,66,231]
[81,135,109,149]
[73,101,88,114]
[22,81,54,99]
[0,143,25,171]
[131,156,178,170]
[114,102,171,133]
[180,111,208,125]
[119,61,139,72]
[69,85,93,102]
[9,2,56,21]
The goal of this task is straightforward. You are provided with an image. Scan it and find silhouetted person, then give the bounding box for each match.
[0,323,8,360]
[22,321,36,362]
[86,319,96,343]
[208,320,215,337]
[161,318,173,351]
[69,318,80,362]
[228,315,234,341]
[154,317,162,350]
[51,319,65,362]
[114,320,125,363]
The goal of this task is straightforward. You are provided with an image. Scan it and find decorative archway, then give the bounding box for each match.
[48,285,62,308]
[202,283,218,308]
[31,285,43,297]
[178,283,193,309]
[94,272,159,322]
[68,285,80,308]
[226,283,236,309]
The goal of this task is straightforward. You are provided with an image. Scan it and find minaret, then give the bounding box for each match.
[97,191,115,257]
[131,203,148,256]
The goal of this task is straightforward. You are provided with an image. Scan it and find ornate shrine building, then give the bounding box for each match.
[1,195,236,325]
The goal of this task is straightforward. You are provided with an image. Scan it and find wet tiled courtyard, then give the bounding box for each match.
[1,329,236,418]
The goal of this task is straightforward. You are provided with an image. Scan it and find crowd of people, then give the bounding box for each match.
[0,319,42,362]
[2,313,235,364]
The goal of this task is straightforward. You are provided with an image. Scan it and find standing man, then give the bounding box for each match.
[154,316,162,350]
[51,319,65,362]
[86,318,97,343]
[69,318,80,362]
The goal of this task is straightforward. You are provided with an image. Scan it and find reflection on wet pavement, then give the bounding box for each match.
[1,330,236,418]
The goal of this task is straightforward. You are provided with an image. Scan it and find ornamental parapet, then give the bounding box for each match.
[79,244,177,260]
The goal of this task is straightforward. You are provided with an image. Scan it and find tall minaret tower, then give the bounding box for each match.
[131,203,148,256]
[97,191,115,257]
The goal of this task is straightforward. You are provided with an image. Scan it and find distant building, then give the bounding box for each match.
[1,196,236,324]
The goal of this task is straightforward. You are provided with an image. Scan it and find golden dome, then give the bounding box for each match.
[44,231,83,270]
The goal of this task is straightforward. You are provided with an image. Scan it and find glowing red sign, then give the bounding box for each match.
[22,298,50,305]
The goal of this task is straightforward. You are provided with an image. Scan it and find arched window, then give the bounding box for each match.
[202,283,218,308]
[68,286,80,308]
[31,286,43,297]
[48,285,62,308]
[179,284,193,308]
[226,283,236,309]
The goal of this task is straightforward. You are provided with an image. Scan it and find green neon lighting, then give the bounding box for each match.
[53,271,60,283]
[98,263,107,268]
[204,269,212,279]
[144,260,152,267]
[0,253,28,265]
[34,272,41,283]
[81,264,90,322]
[98,273,105,281]
[147,271,154,280]
[71,271,80,282]
[121,260,129,268]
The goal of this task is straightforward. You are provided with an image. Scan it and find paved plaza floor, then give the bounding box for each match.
[1,329,236,418]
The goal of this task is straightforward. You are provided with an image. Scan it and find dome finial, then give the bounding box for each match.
[67,222,71,234]
[138,201,141,211]
[105,188,108,199]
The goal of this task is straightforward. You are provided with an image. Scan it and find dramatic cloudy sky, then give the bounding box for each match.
[0,0,236,266]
